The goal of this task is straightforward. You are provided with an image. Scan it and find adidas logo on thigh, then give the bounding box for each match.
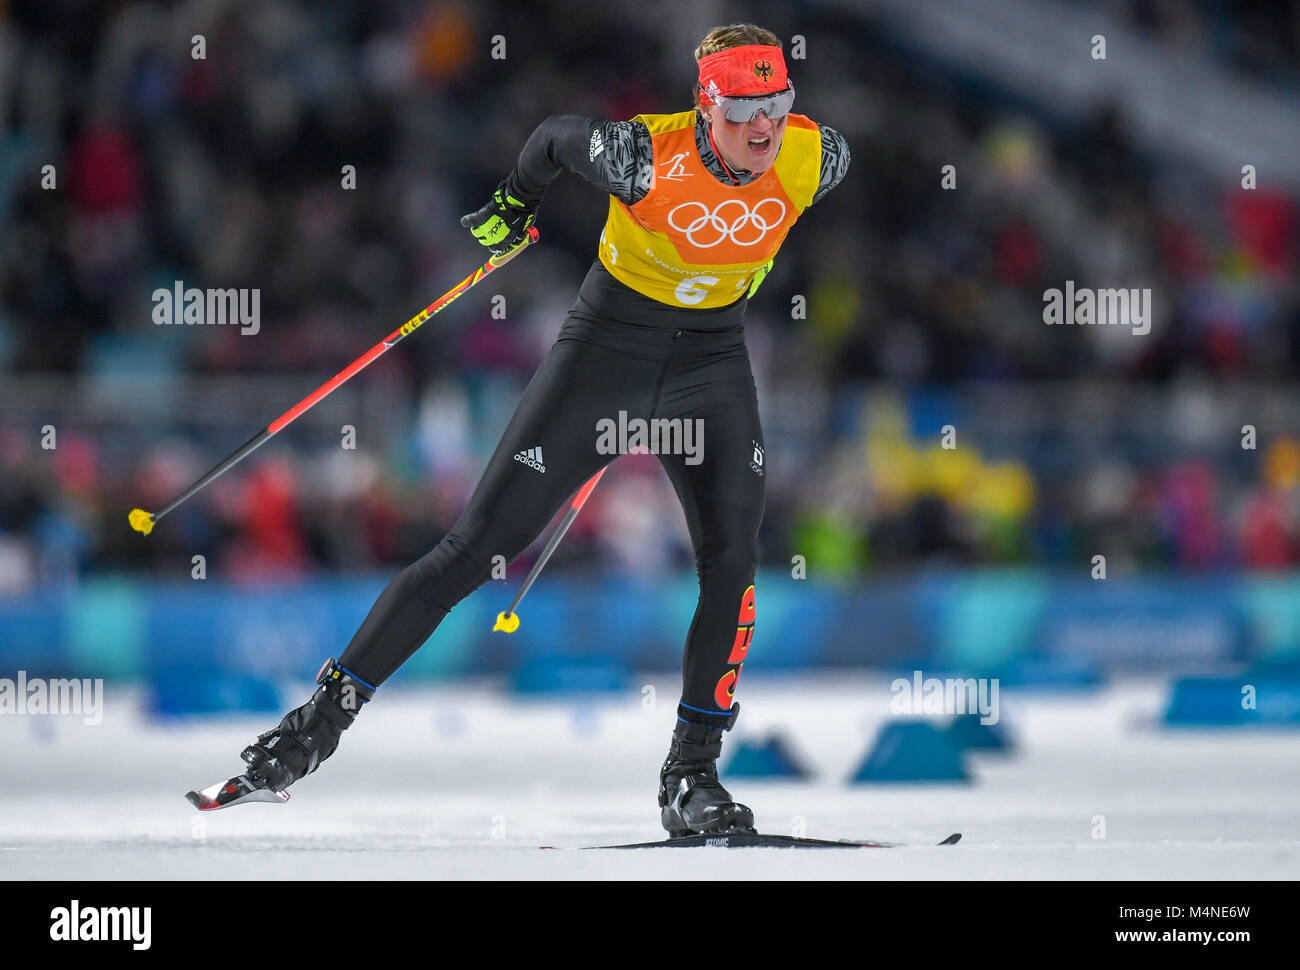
[514,445,546,473]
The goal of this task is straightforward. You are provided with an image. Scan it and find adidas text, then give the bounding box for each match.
[514,446,546,473]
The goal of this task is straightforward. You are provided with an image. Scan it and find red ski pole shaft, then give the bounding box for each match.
[129,227,540,536]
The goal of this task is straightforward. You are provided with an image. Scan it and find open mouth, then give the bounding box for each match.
[747,135,772,155]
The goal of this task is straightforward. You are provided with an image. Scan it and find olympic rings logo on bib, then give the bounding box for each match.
[667,198,786,248]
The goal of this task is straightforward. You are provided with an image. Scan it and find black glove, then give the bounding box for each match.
[460,180,537,256]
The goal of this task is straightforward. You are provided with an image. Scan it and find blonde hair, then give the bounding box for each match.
[693,24,782,111]
[694,23,781,61]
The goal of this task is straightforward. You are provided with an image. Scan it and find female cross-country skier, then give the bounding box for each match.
[223,23,849,837]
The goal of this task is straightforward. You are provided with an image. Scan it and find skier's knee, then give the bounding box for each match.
[697,537,758,583]
[403,529,514,606]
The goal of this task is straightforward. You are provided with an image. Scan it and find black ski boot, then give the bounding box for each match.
[658,703,755,838]
[240,658,375,793]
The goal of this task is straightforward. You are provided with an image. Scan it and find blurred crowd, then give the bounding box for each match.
[2,0,1299,591]
[1101,0,1300,80]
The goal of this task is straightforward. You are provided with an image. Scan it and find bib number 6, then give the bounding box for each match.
[674,275,720,306]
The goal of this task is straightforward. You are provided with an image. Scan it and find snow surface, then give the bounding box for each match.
[2,674,1296,879]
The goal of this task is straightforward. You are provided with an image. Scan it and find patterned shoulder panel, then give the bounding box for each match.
[812,125,851,206]
[593,119,655,206]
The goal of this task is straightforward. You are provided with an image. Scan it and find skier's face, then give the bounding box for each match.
[703,104,787,174]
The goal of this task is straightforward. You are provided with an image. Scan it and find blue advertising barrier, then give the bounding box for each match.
[4,570,1300,718]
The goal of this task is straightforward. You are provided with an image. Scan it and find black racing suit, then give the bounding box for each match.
[338,112,850,726]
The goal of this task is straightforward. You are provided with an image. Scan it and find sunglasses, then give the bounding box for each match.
[705,83,795,123]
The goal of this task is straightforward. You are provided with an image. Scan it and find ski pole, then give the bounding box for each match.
[493,466,607,633]
[128,227,540,536]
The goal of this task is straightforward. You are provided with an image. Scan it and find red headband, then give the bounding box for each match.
[697,44,788,102]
